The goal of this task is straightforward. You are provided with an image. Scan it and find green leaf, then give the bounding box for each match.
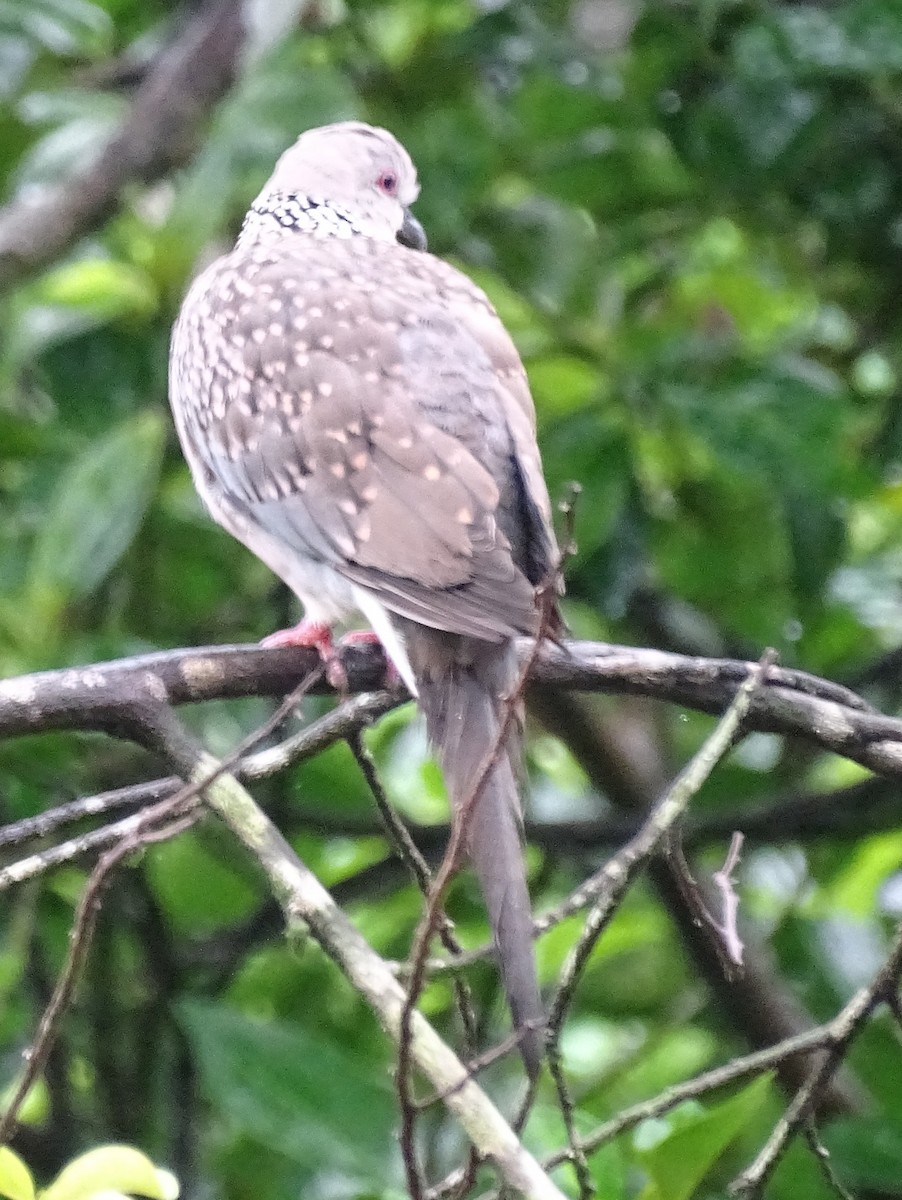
[27,409,165,606]
[590,1141,627,1199]
[145,830,260,936]
[784,487,847,605]
[36,259,158,322]
[823,832,902,916]
[0,1078,49,1130]
[0,0,112,59]
[635,1075,771,1200]
[0,409,54,458]
[824,1116,902,1190]
[0,1147,35,1200]
[178,1001,396,1184]
[41,1146,177,1200]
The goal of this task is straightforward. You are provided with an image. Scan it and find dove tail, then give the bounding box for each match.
[403,627,544,1077]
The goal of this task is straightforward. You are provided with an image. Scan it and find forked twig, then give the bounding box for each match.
[0,669,323,1146]
[545,651,775,1196]
[731,911,902,1196]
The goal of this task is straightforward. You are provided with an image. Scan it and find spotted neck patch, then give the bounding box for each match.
[237,192,362,247]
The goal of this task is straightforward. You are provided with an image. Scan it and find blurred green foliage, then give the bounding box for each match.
[3,1,902,1197]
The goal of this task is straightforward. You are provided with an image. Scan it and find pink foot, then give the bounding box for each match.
[261,619,334,655]
[260,623,399,691]
[261,620,347,689]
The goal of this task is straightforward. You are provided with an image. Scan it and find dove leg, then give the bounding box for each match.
[261,620,355,690]
[261,618,335,654]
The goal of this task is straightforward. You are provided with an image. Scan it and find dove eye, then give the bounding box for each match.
[376,170,398,196]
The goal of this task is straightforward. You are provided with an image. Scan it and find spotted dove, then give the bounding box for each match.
[169,122,561,1075]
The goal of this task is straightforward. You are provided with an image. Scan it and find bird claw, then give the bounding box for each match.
[261,619,335,655]
[260,623,397,691]
[260,619,345,685]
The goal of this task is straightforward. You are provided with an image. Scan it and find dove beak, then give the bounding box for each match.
[397,208,427,252]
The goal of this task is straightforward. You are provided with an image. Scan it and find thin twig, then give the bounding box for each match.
[666,828,746,978]
[0,802,204,891]
[803,1123,855,1200]
[0,781,173,850]
[0,809,193,1145]
[731,915,902,1196]
[545,1024,834,1167]
[0,691,395,859]
[347,733,444,898]
[547,1048,593,1200]
[711,832,746,967]
[347,733,479,1066]
[0,684,391,891]
[544,651,775,1194]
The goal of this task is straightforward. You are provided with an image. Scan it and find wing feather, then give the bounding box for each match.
[170,236,558,639]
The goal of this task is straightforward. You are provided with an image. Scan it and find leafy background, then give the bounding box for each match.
[3,0,902,1197]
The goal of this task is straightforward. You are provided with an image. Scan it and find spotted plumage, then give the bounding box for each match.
[169,122,561,1075]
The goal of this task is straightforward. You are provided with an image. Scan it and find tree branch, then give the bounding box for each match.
[4,772,896,886]
[1,635,888,1190]
[1,639,897,776]
[131,703,567,1200]
[528,686,867,1119]
[0,0,245,292]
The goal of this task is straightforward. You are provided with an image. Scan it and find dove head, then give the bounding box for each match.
[240,122,426,251]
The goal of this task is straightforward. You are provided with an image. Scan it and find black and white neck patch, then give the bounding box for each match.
[237,193,363,245]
